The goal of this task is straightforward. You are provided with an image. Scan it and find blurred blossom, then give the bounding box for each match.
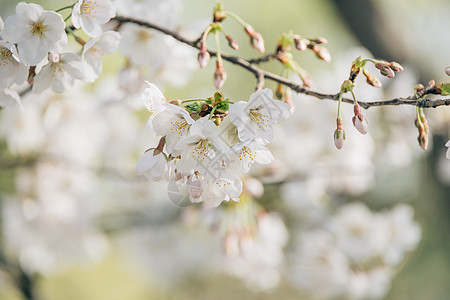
[331,203,386,264]
[288,230,350,299]
[380,204,421,267]
[222,212,288,292]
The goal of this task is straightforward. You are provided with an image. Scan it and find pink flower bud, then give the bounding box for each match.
[214,61,227,89]
[48,52,60,63]
[380,65,395,78]
[187,174,203,200]
[333,118,345,149]
[334,129,345,149]
[226,35,239,50]
[251,32,265,53]
[316,46,331,62]
[445,67,450,76]
[198,49,210,68]
[294,37,307,51]
[388,61,404,72]
[352,105,368,135]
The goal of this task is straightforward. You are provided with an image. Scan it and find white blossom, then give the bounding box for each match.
[152,103,195,154]
[174,117,227,178]
[141,81,166,130]
[0,88,23,110]
[33,53,84,93]
[0,41,28,88]
[332,202,387,264]
[82,31,120,82]
[136,150,168,181]
[380,204,421,266]
[72,0,116,37]
[229,88,290,144]
[201,175,242,207]
[2,2,67,66]
[229,140,274,174]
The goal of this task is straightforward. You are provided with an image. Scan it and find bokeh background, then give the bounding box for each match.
[1,0,450,299]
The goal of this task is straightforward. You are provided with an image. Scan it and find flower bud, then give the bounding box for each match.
[352,104,368,135]
[446,67,450,76]
[294,37,307,51]
[48,52,60,63]
[214,60,227,89]
[363,68,382,88]
[388,61,404,72]
[226,35,239,50]
[251,32,265,53]
[314,45,331,62]
[187,174,203,200]
[333,118,345,149]
[415,108,429,151]
[312,37,328,44]
[245,25,265,53]
[198,45,210,69]
[379,65,395,78]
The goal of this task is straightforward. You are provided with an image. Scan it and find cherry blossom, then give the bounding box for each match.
[228,88,290,144]
[2,2,67,66]
[173,117,227,178]
[0,41,28,88]
[136,150,168,181]
[141,81,166,130]
[152,103,195,154]
[33,53,84,93]
[72,0,116,37]
[82,31,120,82]
[0,88,23,110]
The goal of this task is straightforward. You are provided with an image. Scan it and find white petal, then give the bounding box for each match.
[136,151,158,174]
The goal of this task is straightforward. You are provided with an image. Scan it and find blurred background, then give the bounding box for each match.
[0,0,450,299]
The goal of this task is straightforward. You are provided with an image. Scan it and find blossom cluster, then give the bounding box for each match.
[0,1,120,108]
[136,83,291,207]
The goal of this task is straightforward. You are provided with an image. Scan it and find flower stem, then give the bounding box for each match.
[337,89,344,118]
[225,11,248,27]
[215,32,222,64]
[55,4,74,13]
[350,90,358,105]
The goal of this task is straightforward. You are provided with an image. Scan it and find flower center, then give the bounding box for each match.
[239,146,255,161]
[138,30,152,42]
[88,47,104,61]
[81,0,98,18]
[249,109,269,130]
[193,139,210,160]
[30,21,47,37]
[169,118,189,137]
[0,47,13,67]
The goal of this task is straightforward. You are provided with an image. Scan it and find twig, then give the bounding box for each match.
[112,16,450,109]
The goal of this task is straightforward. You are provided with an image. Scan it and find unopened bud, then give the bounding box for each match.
[244,25,256,36]
[251,32,265,53]
[352,104,368,135]
[363,68,382,88]
[445,67,450,76]
[214,61,227,89]
[313,45,331,62]
[379,65,395,78]
[48,52,60,63]
[294,37,307,51]
[198,42,210,68]
[275,84,284,100]
[312,37,328,44]
[333,118,345,149]
[226,35,239,50]
[388,61,404,72]
[187,174,203,200]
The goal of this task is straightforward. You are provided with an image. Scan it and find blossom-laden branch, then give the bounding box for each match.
[112,16,450,109]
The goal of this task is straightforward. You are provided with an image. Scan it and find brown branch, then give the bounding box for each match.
[112,16,450,109]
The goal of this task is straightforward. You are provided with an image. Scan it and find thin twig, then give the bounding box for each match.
[113,16,450,109]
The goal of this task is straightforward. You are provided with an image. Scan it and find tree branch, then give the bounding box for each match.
[112,16,450,109]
